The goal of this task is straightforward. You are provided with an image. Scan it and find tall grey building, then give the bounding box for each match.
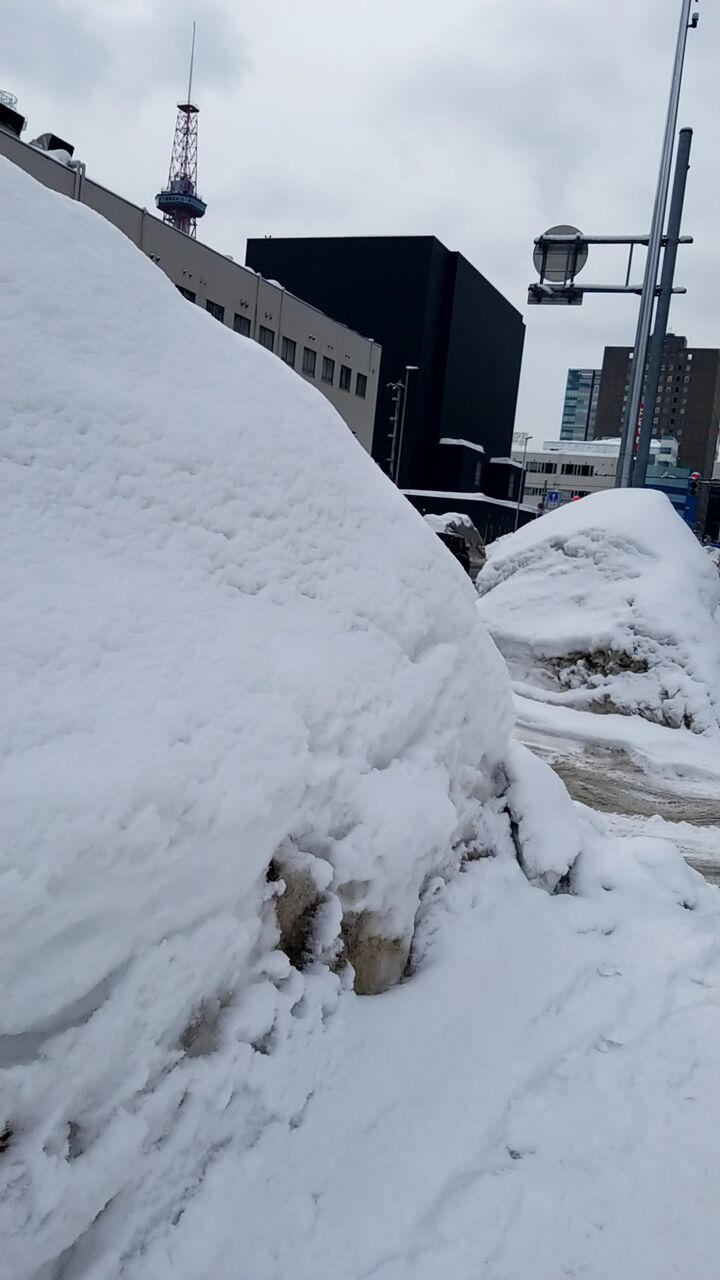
[593,334,720,480]
[560,368,601,441]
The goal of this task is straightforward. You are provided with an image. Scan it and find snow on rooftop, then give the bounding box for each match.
[438,436,485,454]
[424,512,478,534]
[403,488,535,512]
[523,438,675,457]
[477,488,720,734]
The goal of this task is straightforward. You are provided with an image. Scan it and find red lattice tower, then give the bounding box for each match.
[155,23,207,238]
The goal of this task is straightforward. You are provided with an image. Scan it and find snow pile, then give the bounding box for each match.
[424,511,477,535]
[424,513,487,576]
[3,158,720,1280]
[477,489,720,734]
[0,157,574,1276]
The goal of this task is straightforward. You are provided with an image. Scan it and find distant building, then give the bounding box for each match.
[560,368,601,441]
[514,437,686,516]
[245,236,526,506]
[0,116,380,451]
[593,334,720,483]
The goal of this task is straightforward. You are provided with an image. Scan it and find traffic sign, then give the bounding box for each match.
[547,491,560,503]
[533,225,588,283]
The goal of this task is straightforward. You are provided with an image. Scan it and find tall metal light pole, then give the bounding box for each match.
[633,127,693,488]
[387,382,402,478]
[514,433,531,531]
[394,364,419,485]
[616,0,697,488]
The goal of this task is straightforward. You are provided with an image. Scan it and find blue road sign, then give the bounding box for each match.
[548,491,560,503]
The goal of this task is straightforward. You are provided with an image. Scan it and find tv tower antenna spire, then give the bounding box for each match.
[155,22,207,238]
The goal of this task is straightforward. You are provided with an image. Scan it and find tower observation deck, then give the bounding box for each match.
[155,24,207,237]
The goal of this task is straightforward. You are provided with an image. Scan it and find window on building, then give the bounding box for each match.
[178,286,196,303]
[233,313,251,336]
[205,299,225,322]
[322,356,335,385]
[474,460,482,488]
[339,364,352,391]
[355,372,368,398]
[258,325,275,352]
[302,347,317,377]
[281,336,296,366]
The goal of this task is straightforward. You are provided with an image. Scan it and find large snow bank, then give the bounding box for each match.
[477,489,720,733]
[0,157,558,1275]
[4,159,720,1280]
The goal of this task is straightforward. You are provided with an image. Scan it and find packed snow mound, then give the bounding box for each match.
[0,153,514,1009]
[0,158,573,1275]
[4,161,720,1280]
[424,511,477,535]
[477,489,720,734]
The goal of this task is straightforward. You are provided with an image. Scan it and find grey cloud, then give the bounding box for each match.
[0,0,248,100]
[0,0,110,93]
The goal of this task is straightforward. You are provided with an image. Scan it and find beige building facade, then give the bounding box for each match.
[0,127,381,452]
[513,437,679,507]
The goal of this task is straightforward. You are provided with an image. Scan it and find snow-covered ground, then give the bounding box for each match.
[3,157,720,1280]
[39,847,720,1280]
[477,489,720,734]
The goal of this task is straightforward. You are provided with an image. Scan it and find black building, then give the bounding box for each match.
[245,236,526,501]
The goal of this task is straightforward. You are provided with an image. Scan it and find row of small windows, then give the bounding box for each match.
[182,290,367,399]
[524,485,591,499]
[526,461,594,476]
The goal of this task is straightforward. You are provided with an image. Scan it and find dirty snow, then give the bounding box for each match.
[477,489,720,733]
[3,157,720,1280]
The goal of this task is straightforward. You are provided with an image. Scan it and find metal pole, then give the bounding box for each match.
[395,365,418,486]
[514,434,530,531]
[187,21,197,104]
[616,0,694,488]
[632,127,692,488]
[387,383,402,479]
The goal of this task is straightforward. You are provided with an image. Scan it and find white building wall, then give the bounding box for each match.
[512,438,678,506]
[0,129,380,452]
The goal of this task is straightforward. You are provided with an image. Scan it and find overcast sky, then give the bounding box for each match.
[2,0,717,441]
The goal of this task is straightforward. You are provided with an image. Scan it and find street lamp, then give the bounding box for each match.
[395,365,419,485]
[387,365,419,484]
[514,433,531,532]
[617,0,697,488]
[526,0,699,489]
